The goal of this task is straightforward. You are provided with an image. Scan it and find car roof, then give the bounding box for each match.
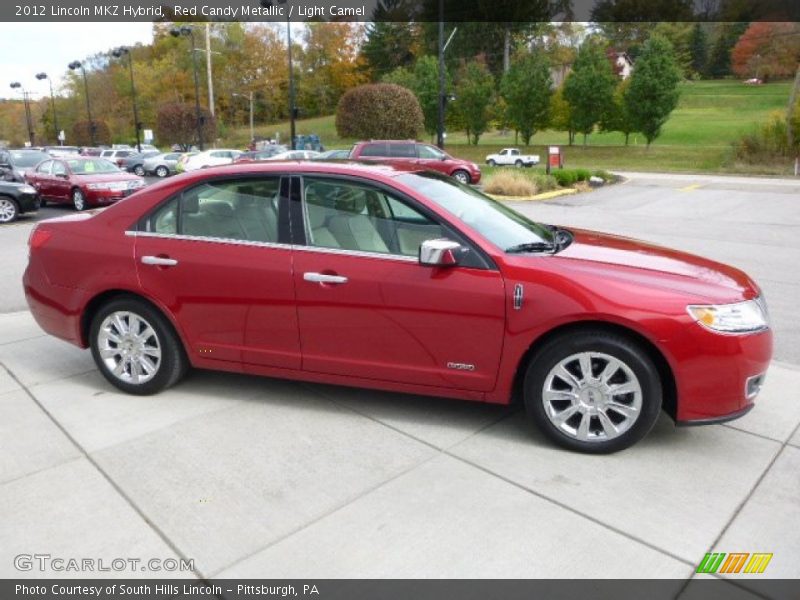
[178,160,423,180]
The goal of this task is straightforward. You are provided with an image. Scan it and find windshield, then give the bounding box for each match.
[396,172,554,250]
[68,159,121,174]
[9,151,49,168]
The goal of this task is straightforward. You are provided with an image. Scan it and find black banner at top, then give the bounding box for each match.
[2,0,799,22]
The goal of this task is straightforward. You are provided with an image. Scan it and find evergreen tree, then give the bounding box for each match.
[563,40,616,144]
[625,35,682,147]
[500,52,553,145]
[689,24,708,77]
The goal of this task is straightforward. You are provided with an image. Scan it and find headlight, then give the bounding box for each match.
[19,184,36,194]
[687,298,769,334]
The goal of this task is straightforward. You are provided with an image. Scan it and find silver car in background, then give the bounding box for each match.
[143,152,184,178]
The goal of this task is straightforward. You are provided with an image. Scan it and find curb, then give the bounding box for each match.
[486,188,580,202]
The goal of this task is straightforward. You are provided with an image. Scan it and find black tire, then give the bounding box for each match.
[155,166,169,178]
[515,159,523,168]
[133,164,145,177]
[488,159,496,167]
[89,296,188,395]
[452,169,471,185]
[523,330,662,454]
[0,195,19,224]
[39,198,47,207]
[72,188,87,211]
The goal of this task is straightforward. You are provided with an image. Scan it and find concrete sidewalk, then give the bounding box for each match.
[1,310,798,589]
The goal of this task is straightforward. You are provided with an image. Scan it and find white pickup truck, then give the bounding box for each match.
[485,148,540,167]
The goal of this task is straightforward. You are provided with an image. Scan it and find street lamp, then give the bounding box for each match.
[35,73,60,145]
[111,46,142,152]
[170,25,204,150]
[9,82,34,146]
[233,91,254,143]
[261,0,296,149]
[68,60,96,146]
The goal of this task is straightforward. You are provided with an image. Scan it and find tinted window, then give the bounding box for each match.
[388,143,416,158]
[9,151,49,167]
[358,143,388,158]
[303,177,444,256]
[178,179,281,242]
[417,144,445,160]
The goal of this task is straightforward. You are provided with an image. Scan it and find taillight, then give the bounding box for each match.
[29,227,52,252]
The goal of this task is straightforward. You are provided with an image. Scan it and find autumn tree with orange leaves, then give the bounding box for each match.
[731,22,800,81]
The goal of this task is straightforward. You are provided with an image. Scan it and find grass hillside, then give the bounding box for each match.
[224,80,795,175]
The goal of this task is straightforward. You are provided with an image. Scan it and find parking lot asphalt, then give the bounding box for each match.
[0,171,798,586]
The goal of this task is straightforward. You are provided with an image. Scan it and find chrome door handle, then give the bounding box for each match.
[304,272,348,284]
[141,255,178,267]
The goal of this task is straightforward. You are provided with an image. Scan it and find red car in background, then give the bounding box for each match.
[23,162,771,453]
[25,157,145,211]
[349,140,482,185]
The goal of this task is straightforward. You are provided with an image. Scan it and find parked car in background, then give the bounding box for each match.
[79,147,104,157]
[25,157,145,210]
[233,146,289,163]
[485,148,540,167]
[143,152,184,178]
[182,149,243,172]
[265,150,320,161]
[349,140,481,184]
[0,149,51,183]
[23,162,772,453]
[0,180,39,223]
[314,149,351,160]
[120,151,162,176]
[100,149,136,166]
[46,146,81,158]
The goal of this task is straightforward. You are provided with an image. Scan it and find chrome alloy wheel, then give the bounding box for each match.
[0,197,17,223]
[542,351,642,442]
[97,311,162,384]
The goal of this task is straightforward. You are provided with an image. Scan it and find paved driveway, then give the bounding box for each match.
[0,172,798,589]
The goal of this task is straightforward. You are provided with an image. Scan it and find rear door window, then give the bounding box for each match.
[388,143,416,158]
[359,143,388,158]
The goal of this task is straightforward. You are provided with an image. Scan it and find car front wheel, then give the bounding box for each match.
[523,330,662,453]
[90,297,188,395]
[72,188,87,211]
[155,166,169,178]
[0,196,19,223]
[133,165,145,176]
[452,170,470,184]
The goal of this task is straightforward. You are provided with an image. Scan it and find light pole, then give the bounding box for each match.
[68,60,96,146]
[111,46,142,152]
[35,73,59,145]
[9,82,34,146]
[170,25,204,150]
[233,91,254,143]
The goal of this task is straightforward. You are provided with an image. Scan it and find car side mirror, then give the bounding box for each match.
[419,239,463,267]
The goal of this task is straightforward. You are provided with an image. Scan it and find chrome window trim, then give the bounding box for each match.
[124,230,418,263]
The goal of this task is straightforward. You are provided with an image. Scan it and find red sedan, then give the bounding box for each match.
[25,157,145,211]
[23,162,772,453]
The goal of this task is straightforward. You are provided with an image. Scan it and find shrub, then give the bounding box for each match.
[592,169,615,182]
[552,169,578,187]
[335,83,423,140]
[574,168,592,182]
[71,120,111,146]
[483,171,538,196]
[734,108,800,163]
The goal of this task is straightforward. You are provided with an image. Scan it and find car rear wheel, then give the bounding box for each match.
[523,330,662,453]
[452,170,471,184]
[133,165,145,177]
[90,297,188,395]
[72,188,87,211]
[155,166,169,178]
[0,196,19,223]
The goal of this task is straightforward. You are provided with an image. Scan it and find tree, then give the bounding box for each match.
[707,22,749,78]
[651,23,694,77]
[335,83,423,139]
[731,22,800,81]
[563,40,616,144]
[624,35,682,147]
[71,120,111,146]
[601,79,635,145]
[384,56,449,139]
[155,103,216,150]
[689,24,709,77]
[453,59,495,145]
[500,52,553,145]
[549,86,576,145]
[361,21,420,80]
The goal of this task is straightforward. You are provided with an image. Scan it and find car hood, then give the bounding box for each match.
[73,172,141,183]
[544,228,758,302]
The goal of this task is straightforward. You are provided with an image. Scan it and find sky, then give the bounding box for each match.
[0,23,153,100]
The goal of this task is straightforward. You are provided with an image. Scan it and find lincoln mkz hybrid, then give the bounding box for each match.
[23,162,772,453]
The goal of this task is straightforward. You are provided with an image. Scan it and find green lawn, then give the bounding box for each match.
[223,80,796,175]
